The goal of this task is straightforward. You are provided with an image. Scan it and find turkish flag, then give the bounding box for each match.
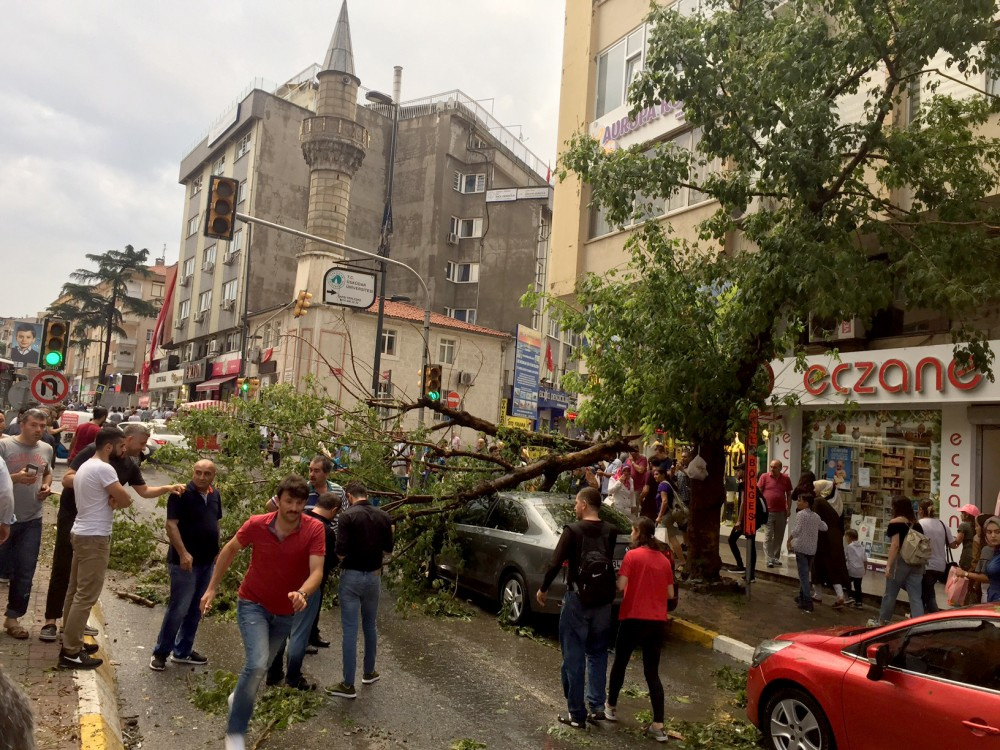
[545,343,554,372]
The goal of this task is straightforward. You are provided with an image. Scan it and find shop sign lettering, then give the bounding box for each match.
[803,356,982,397]
[947,432,963,526]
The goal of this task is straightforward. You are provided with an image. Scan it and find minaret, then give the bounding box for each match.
[298,0,369,270]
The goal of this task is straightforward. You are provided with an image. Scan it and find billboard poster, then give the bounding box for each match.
[9,320,41,368]
[512,325,541,422]
[824,444,853,491]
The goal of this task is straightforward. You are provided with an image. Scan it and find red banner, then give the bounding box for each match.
[744,408,759,535]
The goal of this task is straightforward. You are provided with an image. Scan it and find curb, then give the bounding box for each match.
[668,617,754,665]
[75,600,124,750]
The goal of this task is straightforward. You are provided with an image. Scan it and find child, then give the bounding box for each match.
[786,493,828,613]
[844,528,866,609]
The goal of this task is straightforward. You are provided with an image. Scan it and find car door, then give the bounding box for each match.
[480,496,530,589]
[447,496,497,593]
[842,617,1000,749]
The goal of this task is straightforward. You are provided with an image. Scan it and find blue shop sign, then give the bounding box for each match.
[538,386,575,410]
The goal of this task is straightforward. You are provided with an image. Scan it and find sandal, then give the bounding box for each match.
[5,623,29,640]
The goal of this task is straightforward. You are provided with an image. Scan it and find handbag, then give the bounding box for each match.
[900,524,932,566]
[941,520,957,573]
[945,565,969,607]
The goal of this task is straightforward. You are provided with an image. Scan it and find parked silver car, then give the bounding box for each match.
[435,492,632,624]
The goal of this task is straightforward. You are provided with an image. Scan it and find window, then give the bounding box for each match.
[190,176,203,197]
[212,155,225,175]
[179,299,190,320]
[146,329,153,342]
[183,257,195,278]
[198,290,212,312]
[884,619,1000,691]
[380,329,397,357]
[231,228,243,254]
[375,381,393,419]
[449,216,483,238]
[455,497,494,526]
[487,498,529,533]
[151,283,164,300]
[452,172,486,194]
[187,215,200,237]
[438,338,456,365]
[204,245,217,268]
[222,279,238,301]
[445,307,477,324]
[236,133,252,160]
[907,75,921,125]
[238,179,248,204]
[226,332,240,352]
[596,26,646,118]
[445,261,480,283]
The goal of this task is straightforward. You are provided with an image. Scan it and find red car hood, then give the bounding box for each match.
[773,625,862,645]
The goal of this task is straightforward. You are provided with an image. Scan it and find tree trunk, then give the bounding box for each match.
[96,302,115,403]
[685,437,727,581]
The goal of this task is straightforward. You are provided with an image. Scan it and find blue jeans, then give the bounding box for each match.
[879,560,925,624]
[339,569,381,686]
[227,599,294,735]
[795,553,814,609]
[153,563,214,659]
[268,588,322,685]
[0,518,43,619]
[558,591,613,723]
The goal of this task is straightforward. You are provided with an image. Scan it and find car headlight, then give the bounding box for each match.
[751,639,793,668]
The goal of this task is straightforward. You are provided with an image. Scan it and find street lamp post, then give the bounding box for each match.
[366,88,399,400]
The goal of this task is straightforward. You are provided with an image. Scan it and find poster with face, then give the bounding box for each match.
[825,445,852,491]
[9,321,41,368]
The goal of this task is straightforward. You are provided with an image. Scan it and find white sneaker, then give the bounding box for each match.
[227,692,234,711]
[605,705,618,722]
[224,733,245,750]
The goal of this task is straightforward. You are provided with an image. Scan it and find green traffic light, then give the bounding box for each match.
[427,391,441,401]
[44,351,63,367]
[241,382,249,392]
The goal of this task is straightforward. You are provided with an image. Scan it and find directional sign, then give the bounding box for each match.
[323,267,377,309]
[445,390,461,409]
[30,370,69,405]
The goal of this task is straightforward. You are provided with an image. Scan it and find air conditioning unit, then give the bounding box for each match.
[194,310,206,323]
[202,261,215,274]
[179,275,191,287]
[458,371,475,386]
[808,315,866,343]
[221,298,235,311]
[174,319,184,329]
[446,232,459,245]
[207,340,219,355]
[223,251,238,265]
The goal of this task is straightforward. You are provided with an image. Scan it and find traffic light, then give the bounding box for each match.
[424,364,442,402]
[204,175,240,241]
[237,377,249,395]
[292,290,313,318]
[249,377,260,397]
[40,318,69,370]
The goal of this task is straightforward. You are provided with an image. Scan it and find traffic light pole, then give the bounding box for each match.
[233,211,432,426]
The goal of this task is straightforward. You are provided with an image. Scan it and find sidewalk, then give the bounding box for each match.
[0,499,122,750]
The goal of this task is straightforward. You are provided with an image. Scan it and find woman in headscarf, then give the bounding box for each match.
[957,515,1000,603]
[811,479,850,608]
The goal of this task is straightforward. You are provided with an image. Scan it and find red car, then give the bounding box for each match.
[747,605,1000,749]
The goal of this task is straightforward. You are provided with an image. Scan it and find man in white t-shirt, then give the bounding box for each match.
[58,428,132,670]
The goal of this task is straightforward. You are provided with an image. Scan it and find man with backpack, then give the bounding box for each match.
[536,487,618,730]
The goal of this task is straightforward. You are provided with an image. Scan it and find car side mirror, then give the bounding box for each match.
[866,643,890,681]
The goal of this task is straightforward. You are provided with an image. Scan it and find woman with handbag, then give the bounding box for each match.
[604,516,675,743]
[652,465,685,566]
[873,496,926,626]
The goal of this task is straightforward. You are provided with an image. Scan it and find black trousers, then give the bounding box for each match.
[921,569,945,613]
[728,526,757,574]
[44,491,77,621]
[608,618,665,723]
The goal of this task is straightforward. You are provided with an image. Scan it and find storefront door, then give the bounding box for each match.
[977,426,1000,515]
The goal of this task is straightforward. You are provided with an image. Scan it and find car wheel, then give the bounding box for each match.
[500,571,530,625]
[762,687,835,750]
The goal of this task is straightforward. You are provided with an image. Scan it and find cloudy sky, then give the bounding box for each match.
[0,1,566,318]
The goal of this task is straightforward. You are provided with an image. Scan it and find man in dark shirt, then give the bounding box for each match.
[40,423,184,641]
[149,460,221,671]
[328,480,393,699]
[68,407,107,460]
[536,487,617,729]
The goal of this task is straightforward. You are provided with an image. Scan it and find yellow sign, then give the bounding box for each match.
[504,416,533,430]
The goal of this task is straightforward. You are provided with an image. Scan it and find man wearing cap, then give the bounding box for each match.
[952,504,981,571]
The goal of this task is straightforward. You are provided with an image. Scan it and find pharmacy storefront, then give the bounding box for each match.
[768,341,1000,559]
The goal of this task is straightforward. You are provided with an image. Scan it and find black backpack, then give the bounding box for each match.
[572,523,616,608]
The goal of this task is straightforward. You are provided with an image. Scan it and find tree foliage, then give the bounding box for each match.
[545,0,1000,578]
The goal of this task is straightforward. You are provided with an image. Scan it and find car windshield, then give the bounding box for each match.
[534,497,632,534]
[154,426,182,436]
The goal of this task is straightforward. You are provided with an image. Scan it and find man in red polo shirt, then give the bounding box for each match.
[199,474,325,750]
[758,459,793,568]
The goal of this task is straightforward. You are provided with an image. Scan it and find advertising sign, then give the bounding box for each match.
[744,409,759,536]
[323,267,377,309]
[824,445,853,491]
[512,325,541,421]
[8,320,41,368]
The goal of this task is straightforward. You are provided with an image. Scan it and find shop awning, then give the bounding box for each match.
[195,375,236,392]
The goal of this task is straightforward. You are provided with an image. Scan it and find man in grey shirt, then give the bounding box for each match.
[0,409,54,639]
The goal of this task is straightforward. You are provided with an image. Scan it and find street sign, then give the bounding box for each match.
[30,371,69,405]
[445,390,461,409]
[323,267,377,309]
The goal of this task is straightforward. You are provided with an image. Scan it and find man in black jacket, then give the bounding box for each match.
[537,487,617,729]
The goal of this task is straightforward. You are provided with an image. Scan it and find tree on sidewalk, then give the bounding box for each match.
[545,0,1000,579]
[50,245,159,397]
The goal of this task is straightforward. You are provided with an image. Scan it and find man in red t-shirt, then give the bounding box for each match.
[757,460,793,568]
[68,407,107,461]
[200,474,325,750]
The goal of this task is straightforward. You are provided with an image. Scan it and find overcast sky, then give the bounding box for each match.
[0,1,566,318]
